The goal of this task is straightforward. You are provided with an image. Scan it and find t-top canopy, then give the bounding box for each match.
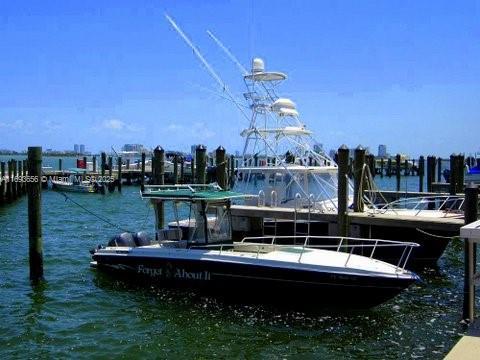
[141,184,251,201]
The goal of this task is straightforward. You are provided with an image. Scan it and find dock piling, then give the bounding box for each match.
[58,158,62,171]
[6,160,12,203]
[418,156,425,192]
[152,147,165,232]
[27,146,43,282]
[395,154,401,191]
[0,162,5,204]
[101,152,106,177]
[463,184,479,322]
[195,145,206,184]
[140,152,146,192]
[353,146,366,212]
[456,154,465,194]
[215,146,227,189]
[449,154,457,195]
[92,156,96,173]
[117,156,122,192]
[437,157,442,183]
[173,155,179,184]
[337,145,349,237]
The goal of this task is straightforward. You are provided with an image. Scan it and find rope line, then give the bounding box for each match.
[56,191,133,233]
[415,227,458,240]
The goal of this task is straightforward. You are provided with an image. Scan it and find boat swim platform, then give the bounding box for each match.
[230,205,464,233]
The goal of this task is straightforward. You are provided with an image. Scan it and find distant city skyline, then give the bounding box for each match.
[0,1,479,157]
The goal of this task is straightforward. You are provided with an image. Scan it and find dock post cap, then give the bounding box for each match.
[216,145,225,151]
[338,144,349,151]
[355,145,364,151]
[154,146,164,152]
[196,144,206,151]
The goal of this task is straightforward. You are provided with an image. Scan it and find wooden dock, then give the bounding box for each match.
[231,204,464,233]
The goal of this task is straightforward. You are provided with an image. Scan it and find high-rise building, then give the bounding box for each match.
[378,144,387,158]
[74,144,79,154]
[79,144,85,154]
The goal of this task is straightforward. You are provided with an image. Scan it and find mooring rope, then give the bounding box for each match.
[415,227,458,240]
[56,191,133,233]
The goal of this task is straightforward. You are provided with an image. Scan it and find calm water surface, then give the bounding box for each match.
[0,176,472,358]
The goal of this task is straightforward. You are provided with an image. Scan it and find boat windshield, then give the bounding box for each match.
[189,201,232,244]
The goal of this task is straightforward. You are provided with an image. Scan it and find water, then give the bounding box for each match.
[0,177,470,358]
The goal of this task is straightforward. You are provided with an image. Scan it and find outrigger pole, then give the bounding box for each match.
[165,14,250,123]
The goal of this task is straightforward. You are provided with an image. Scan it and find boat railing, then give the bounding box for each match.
[236,235,419,271]
[370,195,466,217]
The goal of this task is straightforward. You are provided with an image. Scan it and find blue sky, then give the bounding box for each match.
[0,0,479,157]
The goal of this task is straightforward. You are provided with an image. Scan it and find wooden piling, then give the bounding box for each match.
[456,154,465,194]
[190,158,195,185]
[367,154,375,178]
[379,158,384,178]
[353,146,366,213]
[230,155,235,189]
[23,160,27,195]
[449,154,457,195]
[152,147,165,231]
[117,156,122,192]
[195,145,207,184]
[83,156,87,170]
[126,159,130,170]
[418,156,425,192]
[395,154,401,191]
[27,146,43,281]
[215,146,227,189]
[11,160,17,200]
[101,152,106,177]
[173,155,179,184]
[108,156,113,178]
[18,161,23,196]
[140,152,146,192]
[58,158,62,171]
[437,157,442,182]
[92,156,97,173]
[0,162,5,204]
[6,160,13,203]
[463,184,478,322]
[426,156,436,192]
[404,158,409,176]
[337,145,349,237]
[180,157,185,184]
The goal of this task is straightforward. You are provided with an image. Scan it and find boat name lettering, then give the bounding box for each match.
[137,265,210,280]
[137,265,163,277]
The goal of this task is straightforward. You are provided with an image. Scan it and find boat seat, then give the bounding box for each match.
[157,228,183,241]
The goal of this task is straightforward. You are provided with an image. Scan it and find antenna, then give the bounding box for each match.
[165,13,250,122]
[206,30,248,75]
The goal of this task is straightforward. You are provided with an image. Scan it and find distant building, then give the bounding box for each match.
[74,144,79,154]
[122,144,145,153]
[378,144,387,158]
[79,144,85,154]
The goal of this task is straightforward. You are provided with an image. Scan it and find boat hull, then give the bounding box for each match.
[92,253,416,308]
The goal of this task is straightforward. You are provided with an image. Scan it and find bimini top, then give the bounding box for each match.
[141,184,250,201]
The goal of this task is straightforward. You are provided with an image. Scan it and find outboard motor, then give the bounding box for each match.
[107,232,136,247]
[134,231,152,246]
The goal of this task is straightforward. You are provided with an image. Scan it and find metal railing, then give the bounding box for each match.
[371,195,466,217]
[191,235,419,272]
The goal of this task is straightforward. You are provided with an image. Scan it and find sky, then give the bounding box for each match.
[0,0,479,157]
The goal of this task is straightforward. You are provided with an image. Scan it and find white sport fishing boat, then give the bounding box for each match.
[235,58,344,212]
[90,184,420,308]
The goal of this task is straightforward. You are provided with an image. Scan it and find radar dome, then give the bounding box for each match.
[252,58,265,73]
